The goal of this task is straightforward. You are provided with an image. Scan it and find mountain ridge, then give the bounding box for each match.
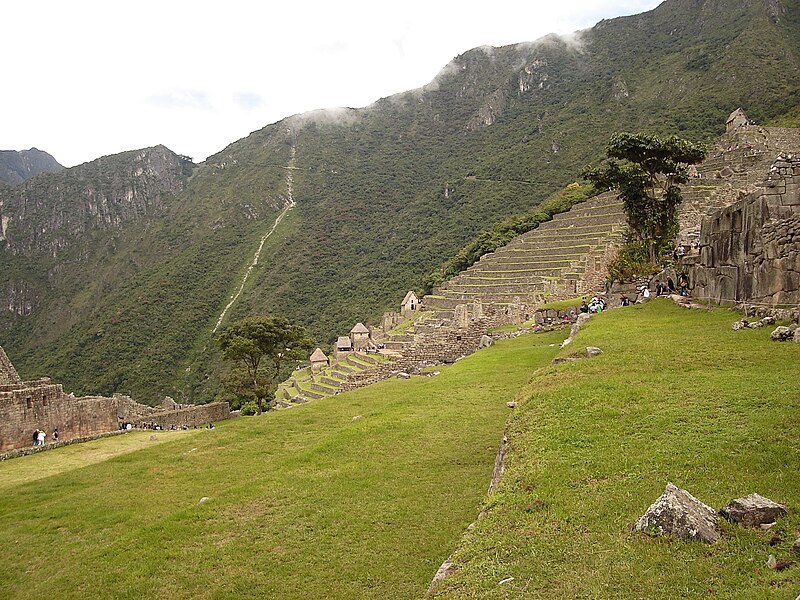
[1,0,798,403]
[0,148,64,185]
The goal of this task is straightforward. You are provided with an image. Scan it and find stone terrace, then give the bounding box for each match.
[425,190,625,315]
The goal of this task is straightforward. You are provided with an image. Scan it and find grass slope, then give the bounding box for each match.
[433,300,800,598]
[0,330,563,599]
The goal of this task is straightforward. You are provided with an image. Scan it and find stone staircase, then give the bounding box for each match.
[275,351,393,407]
[424,191,625,314]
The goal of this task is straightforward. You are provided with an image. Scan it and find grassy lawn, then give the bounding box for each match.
[433,299,800,598]
[0,330,564,599]
[0,430,199,492]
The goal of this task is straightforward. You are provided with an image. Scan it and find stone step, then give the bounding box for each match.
[442,282,548,295]
[300,388,325,400]
[448,274,556,285]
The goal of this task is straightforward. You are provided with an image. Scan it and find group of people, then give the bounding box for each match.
[648,273,690,298]
[31,428,58,446]
[579,297,607,314]
[120,421,213,431]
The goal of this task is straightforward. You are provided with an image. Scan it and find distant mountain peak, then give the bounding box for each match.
[0,148,64,185]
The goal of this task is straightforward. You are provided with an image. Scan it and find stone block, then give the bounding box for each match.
[634,483,720,543]
[721,493,787,527]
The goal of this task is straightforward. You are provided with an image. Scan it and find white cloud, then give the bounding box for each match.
[1,0,662,167]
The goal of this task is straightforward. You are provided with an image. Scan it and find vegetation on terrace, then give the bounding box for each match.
[432,300,800,598]
[0,330,565,599]
[2,301,797,597]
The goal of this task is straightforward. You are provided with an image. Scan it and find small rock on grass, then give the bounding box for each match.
[721,493,787,527]
[586,346,603,358]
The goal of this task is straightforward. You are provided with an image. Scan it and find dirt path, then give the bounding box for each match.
[212,145,297,333]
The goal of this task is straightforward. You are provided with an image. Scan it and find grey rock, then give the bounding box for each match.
[721,493,787,527]
[397,372,411,379]
[771,326,794,341]
[634,482,720,543]
[149,434,158,441]
[792,538,800,552]
[767,554,778,570]
[732,320,749,331]
[749,321,764,328]
[761,316,777,325]
[506,401,517,409]
[795,328,800,343]
[586,346,603,358]
[479,335,494,348]
[352,415,363,422]
[198,497,210,505]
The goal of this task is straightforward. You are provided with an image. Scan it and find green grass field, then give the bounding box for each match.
[2,301,798,599]
[432,300,800,598]
[0,330,564,599]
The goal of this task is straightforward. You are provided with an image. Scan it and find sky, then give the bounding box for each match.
[3,0,662,168]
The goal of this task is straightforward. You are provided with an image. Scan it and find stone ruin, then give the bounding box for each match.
[688,153,800,305]
[0,346,231,453]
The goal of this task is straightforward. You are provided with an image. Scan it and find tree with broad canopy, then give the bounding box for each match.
[581,132,706,269]
[218,316,314,413]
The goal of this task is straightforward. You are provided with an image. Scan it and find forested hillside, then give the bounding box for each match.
[1,0,799,403]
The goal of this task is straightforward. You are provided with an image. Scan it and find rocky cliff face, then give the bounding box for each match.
[0,145,191,257]
[0,148,64,185]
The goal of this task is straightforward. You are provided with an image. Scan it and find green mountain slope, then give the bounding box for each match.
[1,0,799,403]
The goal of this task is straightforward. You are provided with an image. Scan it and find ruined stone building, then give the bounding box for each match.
[0,346,231,452]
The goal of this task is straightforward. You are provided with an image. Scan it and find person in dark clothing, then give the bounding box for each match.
[667,277,675,293]
[579,300,589,314]
[678,272,689,296]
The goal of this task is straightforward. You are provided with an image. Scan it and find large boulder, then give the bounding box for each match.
[479,335,494,348]
[634,483,720,543]
[720,493,787,527]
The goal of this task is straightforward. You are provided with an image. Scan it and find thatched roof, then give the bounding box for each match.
[350,322,370,334]
[309,348,328,363]
[402,290,418,305]
[336,336,353,349]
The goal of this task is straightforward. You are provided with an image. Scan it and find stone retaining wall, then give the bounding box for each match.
[691,155,800,305]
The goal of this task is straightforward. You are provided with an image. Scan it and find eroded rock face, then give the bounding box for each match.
[721,493,787,527]
[634,483,720,543]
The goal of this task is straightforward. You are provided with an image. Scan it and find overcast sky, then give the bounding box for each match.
[3,0,662,167]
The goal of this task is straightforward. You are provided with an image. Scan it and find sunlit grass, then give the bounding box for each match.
[0,330,564,599]
[433,299,800,598]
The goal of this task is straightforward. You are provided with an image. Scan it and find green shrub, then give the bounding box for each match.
[240,401,258,416]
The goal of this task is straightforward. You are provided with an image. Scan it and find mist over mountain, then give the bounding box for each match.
[0,148,64,185]
[1,0,798,403]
